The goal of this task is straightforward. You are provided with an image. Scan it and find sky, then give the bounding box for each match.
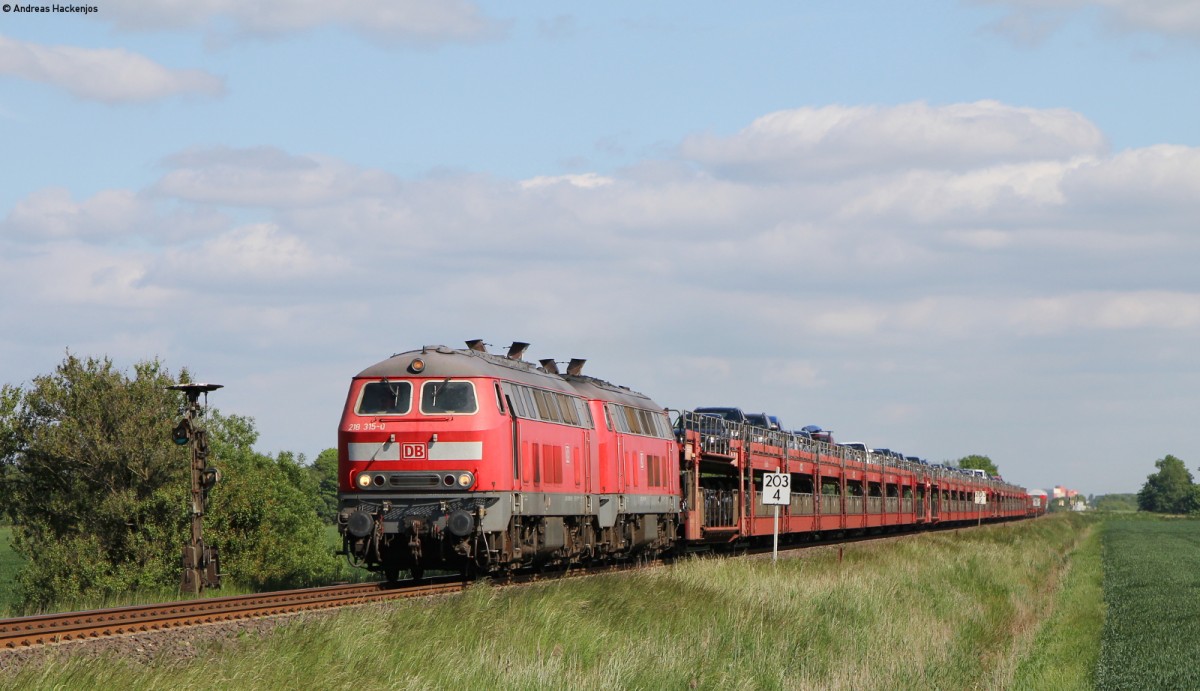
[2,1,1198,496]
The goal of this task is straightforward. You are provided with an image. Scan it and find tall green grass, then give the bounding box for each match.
[1,515,1092,689]
[1096,518,1200,690]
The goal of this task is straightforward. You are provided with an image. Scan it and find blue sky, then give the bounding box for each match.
[2,1,1199,495]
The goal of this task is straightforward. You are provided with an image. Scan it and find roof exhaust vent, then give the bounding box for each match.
[539,359,560,374]
[465,339,487,353]
[566,359,586,376]
[507,342,530,360]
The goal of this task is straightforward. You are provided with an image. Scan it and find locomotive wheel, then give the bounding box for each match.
[384,568,400,584]
[410,567,425,581]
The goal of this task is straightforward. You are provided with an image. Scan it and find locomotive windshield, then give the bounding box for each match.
[420,380,478,414]
[356,381,412,415]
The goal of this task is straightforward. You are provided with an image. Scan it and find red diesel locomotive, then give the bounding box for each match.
[337,342,1039,581]
[337,341,678,581]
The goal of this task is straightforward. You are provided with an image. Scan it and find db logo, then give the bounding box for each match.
[401,443,426,460]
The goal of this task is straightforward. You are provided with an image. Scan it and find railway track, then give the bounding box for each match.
[0,579,464,650]
[0,561,646,651]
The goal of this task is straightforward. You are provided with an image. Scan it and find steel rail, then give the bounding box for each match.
[0,580,464,649]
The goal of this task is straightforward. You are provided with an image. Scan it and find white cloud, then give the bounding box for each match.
[1010,291,1200,333]
[99,0,504,44]
[3,188,146,241]
[679,101,1106,181]
[155,147,398,207]
[156,222,334,286]
[775,291,1200,341]
[3,111,1196,349]
[7,103,1195,315]
[0,187,229,244]
[1102,0,1200,37]
[0,35,223,103]
[1061,145,1200,217]
[837,159,1077,225]
[519,173,614,190]
[980,0,1200,41]
[0,241,172,309]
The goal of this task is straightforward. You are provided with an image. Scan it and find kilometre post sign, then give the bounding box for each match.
[763,472,790,505]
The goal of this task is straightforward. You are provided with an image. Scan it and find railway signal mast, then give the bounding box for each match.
[168,383,224,594]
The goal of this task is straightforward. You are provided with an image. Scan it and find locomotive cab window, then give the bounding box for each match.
[357,381,413,415]
[420,380,478,414]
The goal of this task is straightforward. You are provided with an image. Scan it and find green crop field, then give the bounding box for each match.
[1095,518,1200,690]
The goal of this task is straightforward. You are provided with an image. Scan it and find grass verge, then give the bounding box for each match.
[1,514,1090,689]
[1012,519,1103,689]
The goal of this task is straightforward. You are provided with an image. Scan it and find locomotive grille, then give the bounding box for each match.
[387,473,443,488]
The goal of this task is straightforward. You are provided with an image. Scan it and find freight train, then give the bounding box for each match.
[336,342,1041,581]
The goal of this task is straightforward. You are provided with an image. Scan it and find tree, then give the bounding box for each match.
[308,448,339,524]
[0,355,190,608]
[202,417,339,589]
[956,454,999,476]
[0,353,339,610]
[1092,493,1138,512]
[1137,454,1196,514]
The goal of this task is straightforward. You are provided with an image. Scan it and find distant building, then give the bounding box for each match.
[1043,487,1086,510]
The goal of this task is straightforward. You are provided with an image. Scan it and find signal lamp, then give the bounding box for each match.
[202,467,221,489]
[172,419,191,445]
[409,358,425,373]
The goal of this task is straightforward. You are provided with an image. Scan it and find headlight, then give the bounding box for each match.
[458,472,474,488]
[356,473,371,489]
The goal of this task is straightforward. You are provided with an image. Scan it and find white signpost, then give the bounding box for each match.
[763,471,790,564]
